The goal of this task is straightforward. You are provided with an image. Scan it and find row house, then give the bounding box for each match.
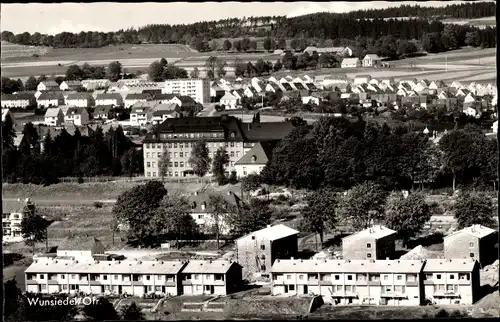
[265,83,282,94]
[151,109,180,124]
[354,75,372,85]
[250,77,265,93]
[37,92,64,108]
[180,260,243,296]
[244,86,259,98]
[124,93,151,109]
[236,224,299,276]
[65,107,89,126]
[2,198,35,243]
[25,258,242,297]
[186,190,243,234]
[271,258,481,306]
[44,107,65,126]
[66,93,94,108]
[342,225,397,260]
[37,80,59,92]
[60,80,82,91]
[95,93,123,107]
[151,93,176,104]
[81,79,110,91]
[271,259,425,306]
[1,93,36,108]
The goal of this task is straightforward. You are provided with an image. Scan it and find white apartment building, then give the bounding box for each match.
[271,259,425,306]
[163,78,210,104]
[2,198,35,243]
[180,260,243,296]
[25,258,187,296]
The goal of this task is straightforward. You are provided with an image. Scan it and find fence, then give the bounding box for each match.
[57,176,215,184]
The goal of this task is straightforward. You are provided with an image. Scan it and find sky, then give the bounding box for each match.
[0,1,482,35]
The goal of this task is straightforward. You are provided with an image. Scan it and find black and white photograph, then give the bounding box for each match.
[1,1,498,320]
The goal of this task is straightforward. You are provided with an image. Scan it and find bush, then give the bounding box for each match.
[93,201,104,209]
[229,171,238,184]
[217,175,229,186]
[77,177,84,184]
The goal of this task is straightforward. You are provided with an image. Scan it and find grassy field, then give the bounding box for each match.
[441,16,496,28]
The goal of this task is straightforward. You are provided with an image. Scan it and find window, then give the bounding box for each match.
[470,253,475,257]
[169,162,173,167]
[367,253,372,258]
[299,275,304,280]
[174,152,178,158]
[289,285,295,291]
[39,274,45,279]
[174,143,178,148]
[436,274,442,280]
[152,152,156,158]
[158,152,162,158]
[194,274,199,280]
[449,274,455,280]
[168,143,172,148]
[180,143,184,148]
[334,275,340,280]
[236,151,240,157]
[152,162,156,167]
[146,275,151,281]
[425,274,433,281]
[287,275,292,280]
[71,274,76,279]
[446,285,455,291]
[243,167,247,176]
[61,274,65,279]
[230,151,234,157]
[146,172,150,177]
[260,245,265,250]
[174,162,178,167]
[367,243,371,248]
[180,162,184,167]
[146,152,150,158]
[41,284,47,290]
[114,275,119,280]
[469,242,474,247]
[394,285,405,293]
[407,274,416,282]
[396,275,402,281]
[230,142,235,147]
[251,236,255,240]
[180,152,184,158]
[347,275,353,281]
[459,273,470,281]
[103,275,108,280]
[146,162,151,168]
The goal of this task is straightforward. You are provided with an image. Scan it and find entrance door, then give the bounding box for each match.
[118,285,123,294]
[303,285,308,295]
[144,286,148,295]
[162,286,166,294]
[101,285,105,294]
[38,285,42,292]
[284,285,289,293]
[210,285,215,294]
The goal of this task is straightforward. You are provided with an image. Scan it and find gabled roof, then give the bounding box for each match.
[423,258,477,273]
[235,141,278,165]
[221,92,238,101]
[237,224,299,242]
[271,259,424,274]
[66,107,87,116]
[45,107,62,117]
[93,105,113,114]
[343,225,397,241]
[1,93,34,101]
[175,95,196,105]
[444,224,496,240]
[364,54,382,60]
[38,92,63,100]
[187,190,242,214]
[40,80,59,87]
[66,93,92,100]
[342,58,360,65]
[182,260,240,274]
[125,93,151,100]
[96,93,122,100]
[62,80,82,86]
[153,93,176,101]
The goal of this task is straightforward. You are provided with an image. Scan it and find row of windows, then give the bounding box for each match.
[158,132,226,140]
[147,150,241,160]
[29,273,175,281]
[2,213,20,219]
[425,273,470,281]
[146,141,240,150]
[275,273,418,282]
[433,284,459,292]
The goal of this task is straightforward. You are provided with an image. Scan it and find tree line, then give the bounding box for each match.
[112,181,272,248]
[1,115,144,184]
[1,2,495,49]
[260,116,498,192]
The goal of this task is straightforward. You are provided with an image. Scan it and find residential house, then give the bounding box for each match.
[422,258,480,305]
[37,80,59,91]
[1,93,36,108]
[265,83,282,94]
[59,80,82,91]
[210,84,225,101]
[302,96,321,105]
[341,58,361,68]
[251,78,265,93]
[236,224,299,276]
[37,92,64,108]
[64,107,89,126]
[186,190,243,234]
[124,93,151,109]
[342,225,397,260]
[234,141,278,178]
[66,93,94,108]
[244,87,259,98]
[93,105,113,120]
[293,83,307,91]
[270,259,425,306]
[414,80,431,93]
[2,198,35,243]
[463,92,477,104]
[443,225,498,267]
[305,83,317,91]
[181,260,242,296]
[429,80,447,91]
[304,46,352,57]
[220,92,239,109]
[25,258,187,296]
[450,81,463,89]
[231,89,245,101]
[151,93,176,104]
[95,93,123,107]
[151,109,180,124]
[56,236,106,260]
[130,104,155,126]
[44,107,65,126]
[81,79,110,91]
[437,91,449,100]
[362,54,382,67]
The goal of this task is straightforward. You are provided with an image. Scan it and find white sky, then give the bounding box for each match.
[0,1,482,35]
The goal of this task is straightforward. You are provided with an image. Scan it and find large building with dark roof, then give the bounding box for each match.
[142,115,294,178]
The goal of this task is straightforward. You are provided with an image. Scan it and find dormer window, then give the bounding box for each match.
[231,131,235,138]
[191,202,196,209]
[251,155,256,163]
[201,202,206,210]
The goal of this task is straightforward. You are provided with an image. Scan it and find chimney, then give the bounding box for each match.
[386,257,389,260]
[290,257,294,260]
[194,191,198,196]
[267,224,271,228]
[277,259,280,263]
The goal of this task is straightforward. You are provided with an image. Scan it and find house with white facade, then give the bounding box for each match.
[56,236,106,260]
[81,79,110,91]
[66,93,94,108]
[59,80,82,91]
[64,107,89,126]
[37,92,64,108]
[2,198,35,243]
[37,80,59,92]
[362,54,382,67]
[1,93,36,108]
[95,93,123,107]
[44,107,65,126]
[220,92,239,109]
[180,260,243,296]
[163,78,210,104]
[341,58,361,68]
[234,141,277,178]
[124,93,151,109]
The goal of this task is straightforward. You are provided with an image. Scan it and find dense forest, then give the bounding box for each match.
[1,2,495,49]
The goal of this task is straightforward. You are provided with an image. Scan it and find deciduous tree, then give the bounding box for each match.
[223,39,232,52]
[107,61,122,82]
[148,61,164,82]
[452,191,495,229]
[158,149,170,182]
[188,141,211,177]
[212,147,230,185]
[121,302,145,321]
[228,198,271,237]
[21,209,50,254]
[301,187,338,246]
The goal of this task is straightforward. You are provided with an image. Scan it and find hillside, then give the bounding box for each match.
[1,41,51,60]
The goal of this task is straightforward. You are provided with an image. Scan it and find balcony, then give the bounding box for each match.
[319,280,332,286]
[331,292,358,298]
[89,280,101,285]
[163,281,176,287]
[182,280,193,286]
[48,280,59,285]
[423,280,434,285]
[272,280,284,286]
[214,280,225,286]
[367,280,381,286]
[78,280,89,285]
[26,280,38,285]
[381,292,407,299]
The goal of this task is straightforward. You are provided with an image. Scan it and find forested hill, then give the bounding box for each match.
[1,1,496,49]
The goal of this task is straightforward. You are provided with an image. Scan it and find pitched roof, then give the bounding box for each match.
[422,258,477,273]
[240,122,294,141]
[154,103,178,111]
[221,92,238,101]
[182,260,239,274]
[45,107,62,117]
[1,93,34,101]
[342,58,360,65]
[237,224,299,242]
[235,141,277,165]
[62,80,82,86]
[271,259,424,274]
[176,95,196,105]
[66,107,87,115]
[25,259,186,275]
[187,190,243,214]
[364,54,382,60]
[444,224,496,240]
[38,92,63,100]
[40,80,59,87]
[343,225,397,241]
[96,93,122,100]
[153,93,176,100]
[125,93,151,100]
[66,93,92,100]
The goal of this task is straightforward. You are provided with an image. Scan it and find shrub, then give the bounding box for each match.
[217,175,229,186]
[77,177,84,184]
[93,201,104,209]
[229,171,238,184]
